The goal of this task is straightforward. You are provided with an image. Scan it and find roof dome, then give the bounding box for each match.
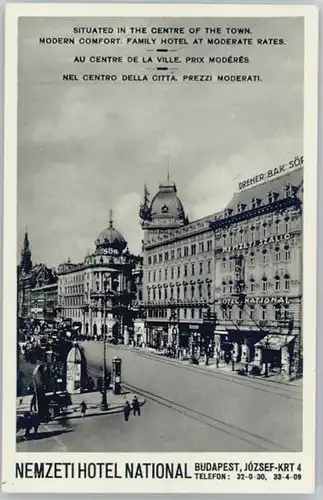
[95,211,127,253]
[150,182,186,221]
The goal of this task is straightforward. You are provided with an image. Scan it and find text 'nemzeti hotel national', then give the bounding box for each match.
[139,160,303,377]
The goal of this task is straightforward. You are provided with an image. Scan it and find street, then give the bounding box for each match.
[17,341,302,453]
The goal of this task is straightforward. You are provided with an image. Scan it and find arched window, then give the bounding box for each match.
[250,277,255,293]
[285,245,291,261]
[262,249,268,264]
[222,281,226,294]
[229,280,234,294]
[191,285,195,299]
[262,276,268,292]
[275,275,281,291]
[275,220,280,235]
[153,289,156,300]
[250,252,255,266]
[177,286,180,299]
[198,284,203,298]
[158,289,162,300]
[284,274,290,290]
[261,306,267,320]
[148,290,151,301]
[275,247,281,262]
[249,306,255,320]
[184,286,187,299]
[207,283,211,299]
[222,258,226,270]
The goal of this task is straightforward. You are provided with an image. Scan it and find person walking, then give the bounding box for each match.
[132,395,140,416]
[123,401,131,422]
[80,401,87,417]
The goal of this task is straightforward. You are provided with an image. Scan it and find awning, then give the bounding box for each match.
[255,335,295,350]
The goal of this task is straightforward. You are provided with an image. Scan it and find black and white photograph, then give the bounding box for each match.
[2,2,318,495]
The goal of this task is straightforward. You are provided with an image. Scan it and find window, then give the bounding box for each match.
[184,246,189,257]
[158,289,162,300]
[223,235,227,246]
[275,277,281,291]
[207,283,211,299]
[164,269,168,280]
[250,306,255,320]
[262,278,268,292]
[158,270,162,281]
[199,241,204,253]
[275,248,281,262]
[153,271,156,281]
[262,306,266,320]
[159,254,163,263]
[148,256,152,265]
[239,231,244,243]
[164,288,168,300]
[263,225,267,238]
[184,265,188,277]
[153,290,156,300]
[199,309,203,319]
[148,272,151,282]
[285,219,290,233]
[227,307,232,320]
[177,287,180,299]
[184,286,187,299]
[285,246,291,260]
[250,280,255,293]
[177,266,181,278]
[183,308,187,319]
[177,248,182,259]
[207,261,211,274]
[198,284,203,298]
[170,267,174,279]
[207,240,213,251]
[222,282,226,294]
[170,288,174,300]
[284,278,290,290]
[153,255,157,264]
[191,308,195,319]
[283,307,290,321]
[199,262,203,274]
[171,249,175,260]
[251,227,255,240]
[229,282,234,294]
[191,285,195,299]
[275,221,280,234]
[250,253,255,266]
[275,307,281,321]
[263,251,268,264]
[165,251,169,262]
[238,308,243,320]
[191,263,195,276]
[251,197,258,209]
[191,244,196,255]
[222,258,226,270]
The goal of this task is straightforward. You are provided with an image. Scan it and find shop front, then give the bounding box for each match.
[146,323,168,349]
[254,334,295,377]
[214,328,264,364]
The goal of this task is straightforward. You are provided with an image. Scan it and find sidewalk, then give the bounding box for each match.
[124,345,302,387]
[17,389,146,422]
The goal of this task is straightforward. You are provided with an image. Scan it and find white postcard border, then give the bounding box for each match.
[2,2,318,494]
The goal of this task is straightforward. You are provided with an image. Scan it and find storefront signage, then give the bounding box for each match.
[100,247,120,256]
[222,233,291,253]
[216,296,289,306]
[238,155,303,191]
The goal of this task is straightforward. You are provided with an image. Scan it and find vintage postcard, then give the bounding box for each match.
[2,2,318,494]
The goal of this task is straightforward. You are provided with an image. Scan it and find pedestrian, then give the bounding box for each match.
[30,393,37,412]
[23,411,33,439]
[123,401,131,422]
[80,401,87,417]
[132,395,140,416]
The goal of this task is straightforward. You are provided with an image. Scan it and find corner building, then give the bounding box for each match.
[139,181,218,355]
[57,213,139,342]
[210,168,303,376]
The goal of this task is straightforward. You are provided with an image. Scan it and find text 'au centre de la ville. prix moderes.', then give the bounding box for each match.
[38,25,286,84]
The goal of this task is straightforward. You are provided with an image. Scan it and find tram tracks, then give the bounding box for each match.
[108,344,302,403]
[88,365,300,453]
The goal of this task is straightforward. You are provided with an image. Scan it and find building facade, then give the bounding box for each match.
[139,181,218,355]
[210,167,303,376]
[17,233,58,325]
[57,213,140,342]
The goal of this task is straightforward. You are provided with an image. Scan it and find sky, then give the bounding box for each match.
[17,16,304,267]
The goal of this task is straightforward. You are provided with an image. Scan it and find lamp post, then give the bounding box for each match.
[264,336,270,378]
[100,279,109,411]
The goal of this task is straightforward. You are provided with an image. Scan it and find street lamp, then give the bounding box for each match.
[100,278,109,411]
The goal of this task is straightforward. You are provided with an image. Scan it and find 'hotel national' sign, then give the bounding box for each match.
[222,233,292,253]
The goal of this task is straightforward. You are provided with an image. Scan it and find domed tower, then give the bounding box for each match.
[94,210,127,257]
[139,178,188,247]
